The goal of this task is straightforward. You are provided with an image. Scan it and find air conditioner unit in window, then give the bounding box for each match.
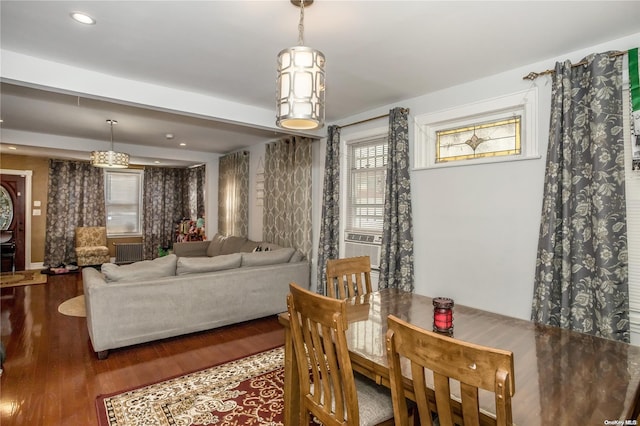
[344,232,382,269]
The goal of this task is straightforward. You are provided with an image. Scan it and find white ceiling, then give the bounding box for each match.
[1,1,639,166]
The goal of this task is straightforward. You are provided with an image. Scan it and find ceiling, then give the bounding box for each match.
[1,1,639,166]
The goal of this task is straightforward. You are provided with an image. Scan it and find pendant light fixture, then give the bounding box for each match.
[276,0,325,130]
[90,119,130,168]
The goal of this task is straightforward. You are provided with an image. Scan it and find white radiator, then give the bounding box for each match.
[114,243,144,264]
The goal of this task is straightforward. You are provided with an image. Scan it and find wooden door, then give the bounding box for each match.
[1,174,26,271]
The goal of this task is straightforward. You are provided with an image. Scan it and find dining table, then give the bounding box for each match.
[278,288,640,425]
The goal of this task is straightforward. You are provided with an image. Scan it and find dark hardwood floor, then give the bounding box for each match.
[0,271,285,425]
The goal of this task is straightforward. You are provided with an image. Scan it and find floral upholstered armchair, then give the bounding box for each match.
[75,226,110,266]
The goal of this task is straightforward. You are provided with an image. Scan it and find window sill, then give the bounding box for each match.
[107,234,143,239]
[413,154,541,171]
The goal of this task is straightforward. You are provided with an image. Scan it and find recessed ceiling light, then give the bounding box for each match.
[179,142,186,147]
[70,12,96,25]
[8,146,17,150]
[154,161,161,164]
[165,133,174,140]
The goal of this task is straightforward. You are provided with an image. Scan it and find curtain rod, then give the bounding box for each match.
[339,113,389,129]
[522,50,627,81]
[338,108,409,129]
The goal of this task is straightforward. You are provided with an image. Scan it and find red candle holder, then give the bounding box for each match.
[433,297,454,336]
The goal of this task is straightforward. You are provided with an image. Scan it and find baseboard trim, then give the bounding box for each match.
[29,262,44,271]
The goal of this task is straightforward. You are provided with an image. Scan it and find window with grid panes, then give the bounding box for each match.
[104,169,143,236]
[347,137,387,234]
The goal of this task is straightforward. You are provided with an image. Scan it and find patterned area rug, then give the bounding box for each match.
[0,270,47,288]
[96,346,311,426]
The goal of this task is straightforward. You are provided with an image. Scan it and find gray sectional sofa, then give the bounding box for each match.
[82,234,309,359]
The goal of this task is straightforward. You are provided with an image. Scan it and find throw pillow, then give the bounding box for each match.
[241,248,295,267]
[176,253,242,275]
[102,254,178,283]
[206,234,225,257]
[220,236,248,255]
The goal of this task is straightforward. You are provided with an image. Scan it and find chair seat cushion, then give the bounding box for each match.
[309,372,394,424]
[354,372,395,425]
[76,246,109,256]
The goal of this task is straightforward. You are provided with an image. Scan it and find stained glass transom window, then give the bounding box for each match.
[414,89,538,169]
[436,116,521,163]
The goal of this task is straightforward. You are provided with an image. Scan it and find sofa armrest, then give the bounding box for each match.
[173,241,210,257]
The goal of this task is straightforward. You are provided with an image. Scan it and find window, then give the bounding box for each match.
[347,136,387,234]
[104,170,143,236]
[436,116,521,163]
[415,89,538,169]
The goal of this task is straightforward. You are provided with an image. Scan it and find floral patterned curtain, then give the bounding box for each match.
[218,151,249,237]
[263,136,312,260]
[378,107,414,292]
[316,126,341,295]
[143,167,188,259]
[44,160,106,267]
[531,52,629,342]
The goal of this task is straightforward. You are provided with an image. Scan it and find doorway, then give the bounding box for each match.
[1,174,26,272]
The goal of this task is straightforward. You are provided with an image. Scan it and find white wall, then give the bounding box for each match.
[314,32,640,322]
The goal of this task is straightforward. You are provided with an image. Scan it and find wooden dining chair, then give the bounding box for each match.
[326,256,373,299]
[386,314,515,426]
[287,282,395,426]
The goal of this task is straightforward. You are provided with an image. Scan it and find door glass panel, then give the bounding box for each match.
[0,186,13,230]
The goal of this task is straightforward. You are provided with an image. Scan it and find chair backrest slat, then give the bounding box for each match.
[287,282,360,425]
[326,256,373,299]
[386,314,515,426]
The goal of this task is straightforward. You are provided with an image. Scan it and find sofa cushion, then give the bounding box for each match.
[220,236,248,255]
[239,240,260,253]
[206,234,225,257]
[176,253,242,275]
[173,240,210,257]
[102,254,177,283]
[241,248,295,267]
